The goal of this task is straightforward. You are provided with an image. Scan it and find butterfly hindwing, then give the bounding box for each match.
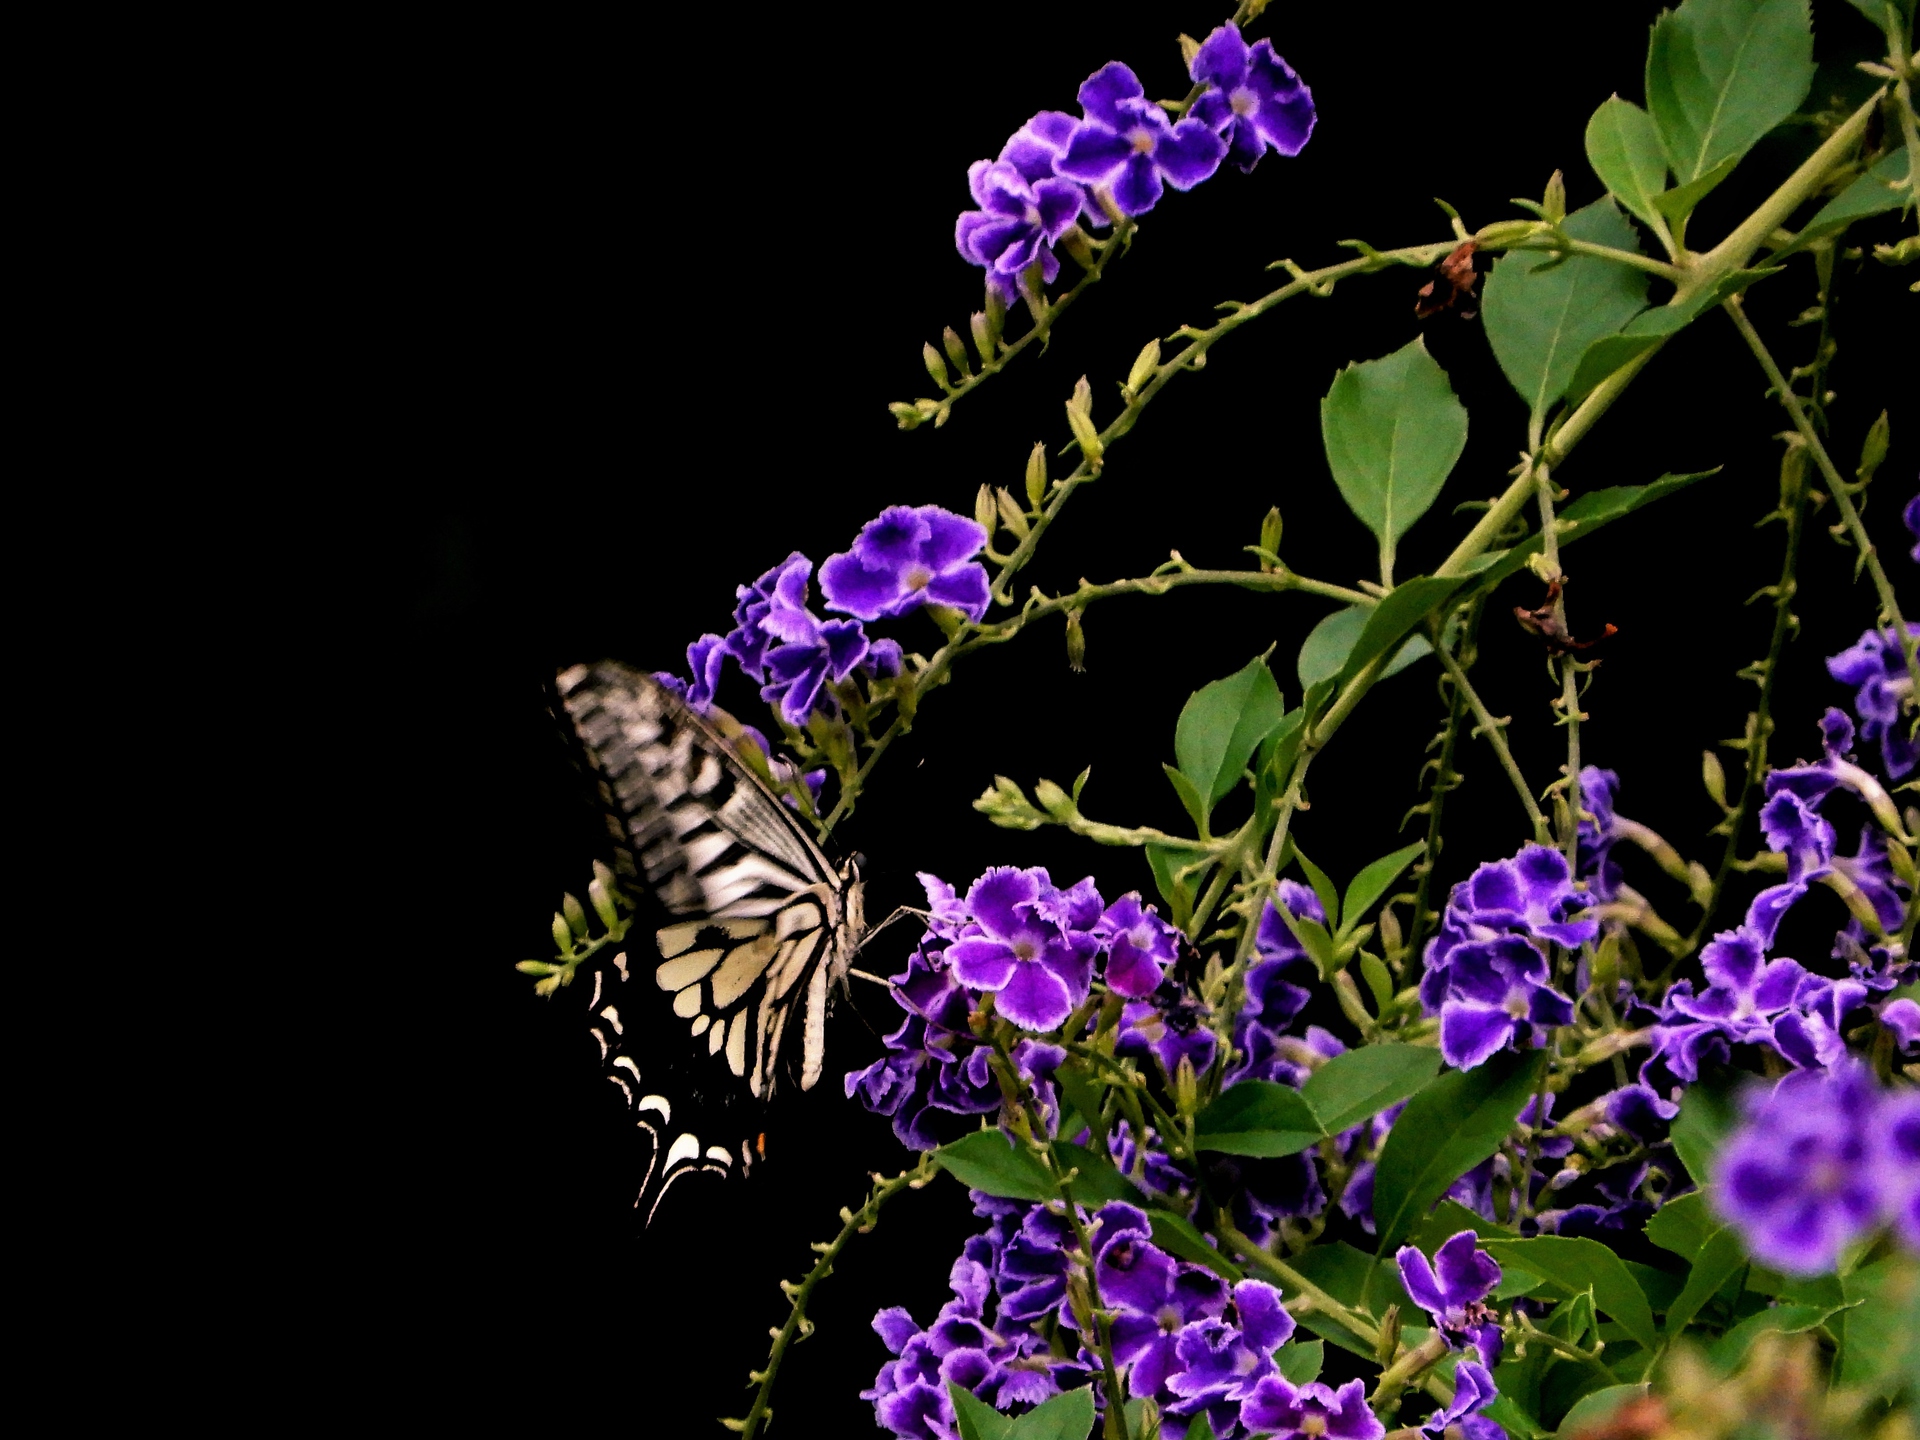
[552,660,864,1223]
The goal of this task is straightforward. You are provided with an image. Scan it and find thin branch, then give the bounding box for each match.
[1432,629,1552,843]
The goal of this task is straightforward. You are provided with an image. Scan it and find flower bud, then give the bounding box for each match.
[1475,220,1540,248]
[1033,777,1075,820]
[922,342,950,390]
[1592,929,1621,997]
[1375,1303,1402,1366]
[1025,441,1048,508]
[1065,609,1086,672]
[1173,1055,1199,1117]
[551,913,573,953]
[942,326,970,378]
[1065,404,1104,470]
[970,311,996,365]
[1543,169,1566,226]
[588,878,619,930]
[1069,375,1093,418]
[591,859,617,893]
[1259,505,1283,560]
[1126,339,1161,398]
[888,402,923,431]
[1377,904,1403,960]
[562,891,588,936]
[975,483,997,538]
[984,283,1007,336]
[1059,225,1095,269]
[1701,750,1728,809]
[995,487,1031,539]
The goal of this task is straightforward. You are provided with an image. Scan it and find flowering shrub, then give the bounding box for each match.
[524,2,1920,1436]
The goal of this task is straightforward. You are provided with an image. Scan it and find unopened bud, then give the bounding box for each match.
[1065,609,1086,672]
[1857,409,1889,485]
[888,401,923,430]
[1173,1055,1199,1116]
[588,878,619,930]
[1025,441,1048,508]
[970,310,996,364]
[974,483,997,537]
[1475,219,1540,248]
[1069,374,1093,418]
[1059,225,1095,269]
[551,913,572,953]
[922,342,950,390]
[1033,777,1074,819]
[1377,905,1403,959]
[1259,505,1283,561]
[995,486,1030,539]
[1375,1303,1402,1366]
[1592,930,1621,997]
[1126,339,1161,398]
[591,859,617,892]
[983,283,1007,336]
[1543,169,1566,225]
[1701,750,1727,809]
[562,892,588,936]
[942,326,970,378]
[1065,405,1104,469]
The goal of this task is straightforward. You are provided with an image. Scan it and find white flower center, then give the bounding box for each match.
[904,563,934,591]
[1230,87,1258,117]
[1012,939,1038,962]
[1157,1304,1183,1333]
[1128,127,1156,154]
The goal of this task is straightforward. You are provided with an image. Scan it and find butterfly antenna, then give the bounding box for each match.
[855,905,927,956]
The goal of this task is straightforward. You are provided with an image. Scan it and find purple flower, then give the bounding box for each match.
[948,867,1094,1030]
[1238,1376,1382,1440]
[1880,997,1920,1054]
[1218,1150,1328,1248]
[1764,710,1909,869]
[653,633,730,712]
[1396,1231,1504,1363]
[1095,1214,1229,1399]
[1575,766,1626,901]
[1660,926,1806,1045]
[998,110,1108,226]
[1746,785,1838,944]
[1827,625,1918,779]
[1880,1087,1920,1249]
[996,1204,1074,1325]
[1057,62,1227,215]
[1605,1082,1679,1143]
[1420,1352,1504,1439]
[1117,999,1219,1079]
[954,157,1088,300]
[821,505,991,624]
[1451,844,1600,950]
[1713,1062,1891,1274]
[1099,892,1181,997]
[1434,933,1578,1070]
[1187,24,1315,172]
[1161,1281,1295,1436]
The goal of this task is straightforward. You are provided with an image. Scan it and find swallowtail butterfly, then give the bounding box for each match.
[553,660,868,1224]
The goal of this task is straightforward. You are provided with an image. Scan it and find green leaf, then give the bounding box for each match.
[1053,1141,1146,1205]
[1261,708,1307,795]
[1162,763,1210,834]
[1556,1384,1650,1438]
[1623,1261,1685,1314]
[1482,1237,1658,1351]
[1319,336,1469,562]
[1649,153,1739,223]
[1005,1386,1096,1440]
[1644,1190,1716,1263]
[1291,848,1342,930]
[1144,842,1195,928]
[1300,676,1338,726]
[1373,1050,1546,1252]
[1193,1080,1325,1157]
[1149,1210,1245,1282]
[1483,198,1649,415]
[1276,1340,1324,1385]
[1057,1069,1109,1153]
[1707,1302,1841,1370]
[936,1129,1054,1201]
[1340,843,1427,933]
[1670,1082,1736,1186]
[1585,96,1669,231]
[1360,953,1393,1010]
[1646,0,1815,190]
[1837,1254,1920,1399]
[1175,657,1287,813]
[1497,1267,1546,1302]
[1662,1224,1747,1336]
[1777,146,1913,258]
[1270,903,1339,979]
[1484,1393,1550,1440]
[1300,1043,1441,1135]
[949,1382,1014,1440]
[1182,1412,1215,1440]
[1338,575,1468,689]
[1298,604,1432,691]
[1467,471,1718,596]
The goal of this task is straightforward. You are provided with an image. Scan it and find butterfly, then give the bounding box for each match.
[552,660,869,1224]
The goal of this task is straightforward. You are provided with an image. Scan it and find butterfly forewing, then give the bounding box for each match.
[552,660,864,1224]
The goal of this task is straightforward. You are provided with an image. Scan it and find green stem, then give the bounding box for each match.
[1214,1219,1381,1348]
[1507,234,1684,280]
[1432,630,1551,843]
[1407,606,1477,960]
[1722,296,1919,696]
[725,1155,936,1438]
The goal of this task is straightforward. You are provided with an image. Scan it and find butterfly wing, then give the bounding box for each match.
[552,660,863,1222]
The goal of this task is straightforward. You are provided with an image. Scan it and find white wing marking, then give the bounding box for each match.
[708,1019,726,1056]
[705,1145,733,1163]
[710,934,780,1009]
[776,901,823,939]
[801,958,831,1090]
[657,923,704,958]
[690,1015,710,1036]
[608,1073,633,1104]
[672,986,703,1018]
[599,1006,622,1035]
[726,1011,748,1077]
[638,1094,671,1122]
[665,1133,701,1168]
[615,1056,643,1085]
[656,948,723,991]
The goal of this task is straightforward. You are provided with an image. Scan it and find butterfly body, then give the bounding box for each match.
[552,660,867,1221]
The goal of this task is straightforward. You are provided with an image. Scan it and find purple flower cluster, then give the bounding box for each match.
[955,24,1314,298]
[866,1199,1301,1439]
[654,505,988,729]
[1826,624,1918,779]
[846,869,1186,1147]
[1713,1061,1919,1274]
[1420,845,1593,1070]
[1396,1231,1505,1363]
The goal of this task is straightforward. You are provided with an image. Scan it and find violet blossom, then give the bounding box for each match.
[1238,1376,1383,1440]
[1161,1281,1296,1438]
[1420,1353,1504,1440]
[821,505,991,625]
[1187,24,1316,171]
[1099,892,1182,996]
[653,632,729,712]
[1575,765,1626,901]
[955,161,1086,300]
[1057,62,1227,215]
[948,867,1097,1031]
[1396,1231,1505,1362]
[1826,624,1919,779]
[1095,1208,1230,1403]
[1881,1087,1920,1249]
[1712,1061,1893,1274]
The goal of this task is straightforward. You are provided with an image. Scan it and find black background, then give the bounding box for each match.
[385,1,1912,1430]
